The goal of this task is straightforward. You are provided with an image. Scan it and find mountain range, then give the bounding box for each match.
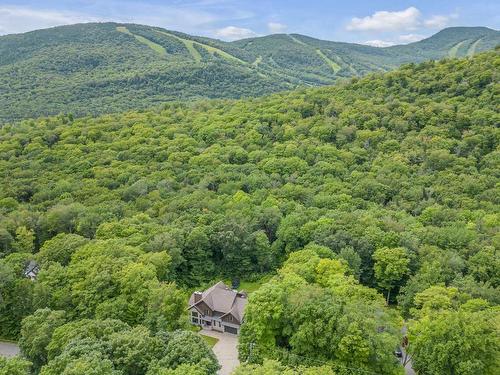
[0,22,498,123]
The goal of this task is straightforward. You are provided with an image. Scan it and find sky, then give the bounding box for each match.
[0,1,499,46]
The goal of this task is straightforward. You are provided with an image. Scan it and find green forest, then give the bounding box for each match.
[0,23,498,123]
[0,48,499,374]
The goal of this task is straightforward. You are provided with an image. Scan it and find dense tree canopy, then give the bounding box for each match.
[1,23,497,122]
[18,308,67,371]
[373,247,410,304]
[0,356,32,375]
[239,249,403,374]
[407,286,499,375]
[17,317,219,375]
[233,359,335,374]
[0,49,498,374]
[0,253,35,338]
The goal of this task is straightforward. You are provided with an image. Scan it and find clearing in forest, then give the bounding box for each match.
[316,49,341,73]
[252,56,263,67]
[448,40,467,58]
[116,26,167,56]
[467,38,483,56]
[289,34,308,46]
[157,31,245,64]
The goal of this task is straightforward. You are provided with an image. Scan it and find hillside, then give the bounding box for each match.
[0,23,498,123]
[1,49,499,374]
[1,46,499,363]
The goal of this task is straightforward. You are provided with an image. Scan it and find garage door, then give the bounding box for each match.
[224,326,238,335]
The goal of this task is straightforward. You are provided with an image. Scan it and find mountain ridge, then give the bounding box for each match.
[2,22,496,46]
[1,22,498,123]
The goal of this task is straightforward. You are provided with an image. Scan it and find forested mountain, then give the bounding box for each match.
[0,22,498,122]
[1,50,499,374]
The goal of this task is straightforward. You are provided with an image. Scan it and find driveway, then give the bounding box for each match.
[400,347,415,375]
[401,325,415,375]
[200,329,239,375]
[0,341,20,358]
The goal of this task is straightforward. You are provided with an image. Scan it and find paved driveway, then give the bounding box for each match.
[400,348,415,375]
[200,329,239,375]
[0,341,20,358]
[401,325,415,375]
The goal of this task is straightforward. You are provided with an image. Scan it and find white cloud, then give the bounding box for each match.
[347,7,421,32]
[0,3,251,37]
[398,33,426,43]
[363,32,431,47]
[363,39,396,47]
[363,33,429,47]
[347,7,459,34]
[0,6,102,35]
[214,26,258,40]
[424,13,458,28]
[268,22,287,33]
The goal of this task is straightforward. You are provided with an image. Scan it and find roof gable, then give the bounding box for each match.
[189,281,248,319]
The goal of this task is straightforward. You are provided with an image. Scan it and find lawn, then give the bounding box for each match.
[0,337,17,344]
[200,334,219,348]
[190,325,218,348]
[225,275,273,294]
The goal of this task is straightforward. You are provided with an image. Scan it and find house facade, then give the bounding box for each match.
[188,281,248,335]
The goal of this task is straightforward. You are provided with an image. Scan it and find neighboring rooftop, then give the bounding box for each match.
[24,260,39,280]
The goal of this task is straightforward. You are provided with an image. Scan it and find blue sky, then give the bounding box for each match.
[0,1,498,45]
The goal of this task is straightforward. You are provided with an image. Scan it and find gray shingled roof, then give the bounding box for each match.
[189,281,247,321]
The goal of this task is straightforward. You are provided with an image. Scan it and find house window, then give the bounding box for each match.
[192,311,198,317]
[192,318,198,324]
[205,309,210,316]
[228,315,233,322]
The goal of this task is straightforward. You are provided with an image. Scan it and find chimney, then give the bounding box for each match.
[194,291,202,303]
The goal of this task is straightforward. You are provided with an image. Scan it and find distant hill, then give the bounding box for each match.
[0,23,498,122]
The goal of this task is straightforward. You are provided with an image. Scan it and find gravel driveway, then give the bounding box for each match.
[200,329,239,375]
[0,341,20,358]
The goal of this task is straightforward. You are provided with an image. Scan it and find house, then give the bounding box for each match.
[188,281,248,335]
[24,260,39,280]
